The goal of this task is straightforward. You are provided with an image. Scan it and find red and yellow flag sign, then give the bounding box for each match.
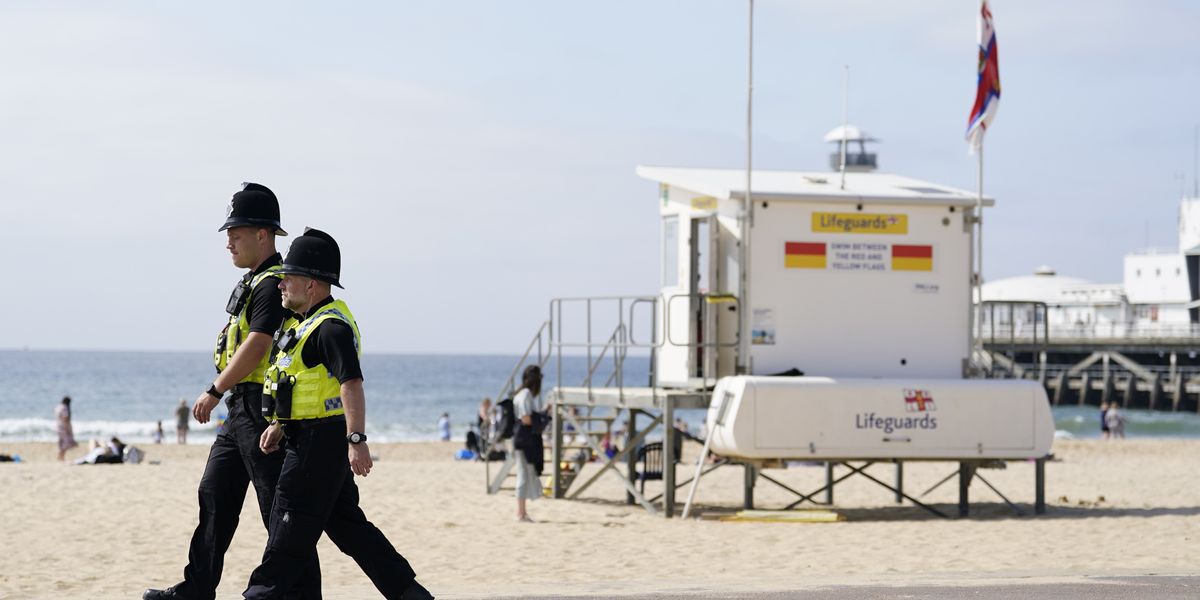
[892,245,933,271]
[785,242,826,269]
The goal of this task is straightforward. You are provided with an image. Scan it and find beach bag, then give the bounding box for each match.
[124,446,144,464]
[497,398,516,440]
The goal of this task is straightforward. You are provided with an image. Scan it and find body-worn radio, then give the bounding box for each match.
[273,327,300,354]
[225,278,252,316]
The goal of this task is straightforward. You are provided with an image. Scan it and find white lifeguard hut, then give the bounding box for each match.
[486,128,1054,519]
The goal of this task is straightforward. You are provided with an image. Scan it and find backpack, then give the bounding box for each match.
[497,398,516,440]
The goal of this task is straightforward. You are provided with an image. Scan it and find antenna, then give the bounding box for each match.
[840,65,849,190]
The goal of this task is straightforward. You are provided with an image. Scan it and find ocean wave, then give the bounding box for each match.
[0,418,217,444]
[0,418,447,444]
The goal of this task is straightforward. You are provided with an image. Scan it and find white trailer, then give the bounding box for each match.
[706,376,1054,461]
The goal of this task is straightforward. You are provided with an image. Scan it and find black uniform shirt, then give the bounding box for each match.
[246,253,286,335]
[300,296,364,383]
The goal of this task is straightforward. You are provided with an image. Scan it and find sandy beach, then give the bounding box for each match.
[1,438,1197,599]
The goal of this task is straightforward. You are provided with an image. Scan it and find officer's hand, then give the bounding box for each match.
[349,443,373,477]
[193,392,220,424]
[260,423,284,454]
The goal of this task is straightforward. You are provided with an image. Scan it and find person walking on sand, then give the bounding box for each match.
[154,420,165,445]
[512,365,547,523]
[243,228,432,599]
[1099,401,1110,440]
[55,396,78,462]
[437,412,451,441]
[144,183,319,600]
[175,398,190,445]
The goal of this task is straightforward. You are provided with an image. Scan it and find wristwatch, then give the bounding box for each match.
[206,384,222,399]
[347,432,367,445]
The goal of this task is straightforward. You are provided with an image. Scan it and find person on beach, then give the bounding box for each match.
[1105,403,1127,439]
[512,364,547,523]
[243,228,432,600]
[175,398,190,445]
[145,183,319,600]
[1100,401,1111,440]
[154,420,165,445]
[74,438,116,465]
[55,396,78,462]
[437,412,451,441]
[478,397,492,433]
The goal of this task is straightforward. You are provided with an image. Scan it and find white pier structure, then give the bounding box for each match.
[488,131,1053,519]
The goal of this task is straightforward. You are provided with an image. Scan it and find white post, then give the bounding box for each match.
[737,0,754,375]
[681,429,716,519]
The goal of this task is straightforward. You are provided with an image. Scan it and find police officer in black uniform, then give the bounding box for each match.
[242,228,432,600]
[145,184,320,600]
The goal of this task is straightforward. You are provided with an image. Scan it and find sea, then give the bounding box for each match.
[3,350,1200,445]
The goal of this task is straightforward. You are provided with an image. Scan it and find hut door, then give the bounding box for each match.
[657,213,717,387]
[692,216,719,382]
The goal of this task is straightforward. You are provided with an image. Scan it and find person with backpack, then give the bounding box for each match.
[512,365,547,523]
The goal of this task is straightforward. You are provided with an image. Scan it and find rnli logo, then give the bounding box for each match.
[904,389,935,412]
[225,201,235,218]
[277,355,292,368]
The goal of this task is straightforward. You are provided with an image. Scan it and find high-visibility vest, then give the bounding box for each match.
[264,299,361,421]
[213,265,284,385]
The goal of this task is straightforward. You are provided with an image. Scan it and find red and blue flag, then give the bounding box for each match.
[966,0,1000,153]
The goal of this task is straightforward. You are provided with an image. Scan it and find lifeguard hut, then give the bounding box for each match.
[486,127,1053,518]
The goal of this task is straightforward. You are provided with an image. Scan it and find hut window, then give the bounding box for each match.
[663,215,679,287]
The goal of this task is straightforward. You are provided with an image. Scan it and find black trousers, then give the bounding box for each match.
[243,419,417,600]
[175,386,321,600]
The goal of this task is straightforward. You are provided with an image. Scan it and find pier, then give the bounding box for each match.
[979,301,1200,411]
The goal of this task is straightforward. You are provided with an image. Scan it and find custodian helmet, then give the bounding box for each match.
[218,182,288,236]
[280,227,343,288]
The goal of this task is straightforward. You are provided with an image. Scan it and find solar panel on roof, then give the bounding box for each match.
[901,186,951,194]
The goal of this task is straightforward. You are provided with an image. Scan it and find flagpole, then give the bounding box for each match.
[975,141,984,374]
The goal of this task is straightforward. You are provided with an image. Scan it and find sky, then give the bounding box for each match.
[3,1,1199,354]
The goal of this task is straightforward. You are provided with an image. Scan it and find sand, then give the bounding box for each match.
[0,438,1197,599]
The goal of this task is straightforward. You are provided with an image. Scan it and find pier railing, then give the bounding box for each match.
[982,323,1200,343]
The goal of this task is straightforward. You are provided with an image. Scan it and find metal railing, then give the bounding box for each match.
[981,322,1200,342]
[548,292,741,399]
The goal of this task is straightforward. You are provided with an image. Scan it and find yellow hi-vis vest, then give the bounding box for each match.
[264,299,361,421]
[213,265,284,385]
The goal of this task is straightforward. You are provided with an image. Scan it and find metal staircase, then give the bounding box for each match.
[485,318,631,496]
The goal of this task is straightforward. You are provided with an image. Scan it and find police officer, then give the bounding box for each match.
[243,228,432,600]
[145,184,319,600]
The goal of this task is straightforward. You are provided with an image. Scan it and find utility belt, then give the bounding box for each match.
[282,414,345,432]
[230,382,263,394]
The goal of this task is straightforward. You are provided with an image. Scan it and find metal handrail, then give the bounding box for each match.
[663,292,741,348]
[583,324,623,389]
[549,296,661,350]
[542,292,744,399]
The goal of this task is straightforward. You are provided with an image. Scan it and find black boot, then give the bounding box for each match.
[400,582,434,600]
[143,585,192,600]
